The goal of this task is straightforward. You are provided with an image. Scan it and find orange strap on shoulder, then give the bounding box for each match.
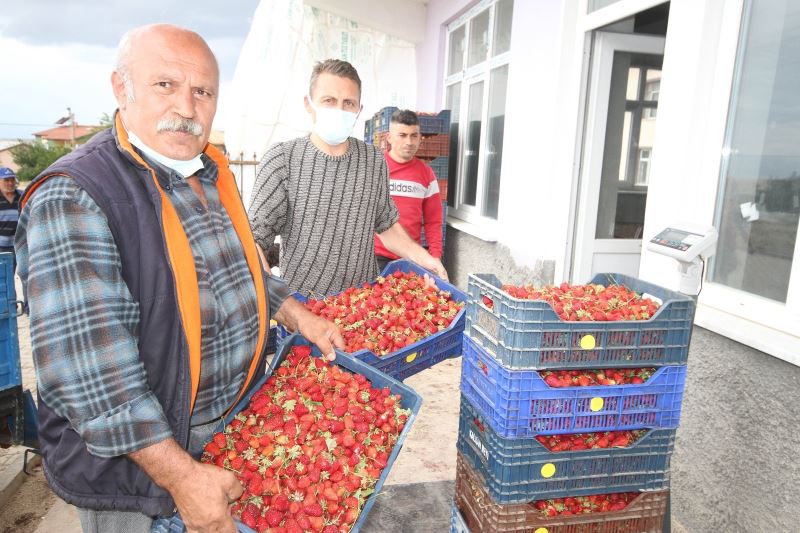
[205,144,269,414]
[115,116,204,414]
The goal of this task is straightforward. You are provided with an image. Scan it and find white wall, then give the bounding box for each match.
[417,0,578,280]
[416,0,473,112]
[496,0,576,277]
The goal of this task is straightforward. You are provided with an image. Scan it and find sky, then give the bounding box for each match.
[0,0,260,140]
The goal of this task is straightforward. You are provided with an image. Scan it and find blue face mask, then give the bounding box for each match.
[308,97,359,146]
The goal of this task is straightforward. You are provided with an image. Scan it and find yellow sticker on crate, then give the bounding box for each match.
[590,397,604,411]
[534,528,548,533]
[540,463,556,478]
[580,334,596,350]
[406,352,417,363]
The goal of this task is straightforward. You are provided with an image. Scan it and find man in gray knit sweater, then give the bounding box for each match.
[249,59,448,296]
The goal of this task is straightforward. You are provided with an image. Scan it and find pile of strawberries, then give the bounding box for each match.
[533,492,640,517]
[539,368,656,387]
[201,345,411,532]
[305,271,464,356]
[482,282,660,322]
[535,430,646,452]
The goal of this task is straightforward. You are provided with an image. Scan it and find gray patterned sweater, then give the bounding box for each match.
[249,136,399,296]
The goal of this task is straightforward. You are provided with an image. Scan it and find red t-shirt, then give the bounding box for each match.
[375,152,443,259]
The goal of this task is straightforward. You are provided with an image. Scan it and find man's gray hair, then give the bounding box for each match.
[114,25,219,105]
[116,30,136,103]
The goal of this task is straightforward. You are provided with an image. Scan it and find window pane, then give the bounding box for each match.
[468,9,490,67]
[636,149,650,186]
[445,83,461,207]
[625,67,641,100]
[448,25,465,76]
[643,71,660,119]
[482,65,509,219]
[493,0,514,56]
[588,0,623,13]
[462,81,484,206]
[710,1,800,303]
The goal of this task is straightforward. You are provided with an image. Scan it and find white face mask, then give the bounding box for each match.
[127,129,205,178]
[308,97,359,146]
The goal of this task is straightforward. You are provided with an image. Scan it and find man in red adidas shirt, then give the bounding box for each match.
[375,109,444,272]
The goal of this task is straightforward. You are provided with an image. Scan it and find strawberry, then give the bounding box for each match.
[304,503,324,517]
[212,432,227,450]
[264,507,284,527]
[203,441,221,456]
[247,476,263,496]
[240,503,260,528]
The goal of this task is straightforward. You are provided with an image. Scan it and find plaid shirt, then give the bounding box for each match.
[16,154,286,458]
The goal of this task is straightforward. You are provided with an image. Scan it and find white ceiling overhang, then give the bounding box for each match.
[304,0,428,43]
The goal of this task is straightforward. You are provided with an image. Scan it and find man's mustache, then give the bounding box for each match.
[156,117,204,136]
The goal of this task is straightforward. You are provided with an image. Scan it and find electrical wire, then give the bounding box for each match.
[698,257,706,297]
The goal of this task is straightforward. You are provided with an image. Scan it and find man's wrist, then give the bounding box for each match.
[128,437,197,493]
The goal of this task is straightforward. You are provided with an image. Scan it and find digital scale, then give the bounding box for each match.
[646,224,718,296]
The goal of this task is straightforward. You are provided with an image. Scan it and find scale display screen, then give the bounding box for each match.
[650,228,703,251]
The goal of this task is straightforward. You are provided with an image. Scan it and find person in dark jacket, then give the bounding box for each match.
[15,24,343,533]
[0,166,21,267]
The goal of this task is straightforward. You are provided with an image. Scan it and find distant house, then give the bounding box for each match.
[32,124,101,148]
[209,129,226,155]
[0,140,23,172]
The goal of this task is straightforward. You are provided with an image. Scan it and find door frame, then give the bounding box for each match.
[572,31,666,282]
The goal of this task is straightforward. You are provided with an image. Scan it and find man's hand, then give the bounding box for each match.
[417,255,449,281]
[129,439,243,533]
[172,462,243,533]
[274,297,344,360]
[377,222,449,281]
[296,310,345,361]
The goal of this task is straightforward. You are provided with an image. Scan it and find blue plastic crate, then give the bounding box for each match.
[426,156,449,180]
[156,333,423,533]
[457,395,674,503]
[467,272,696,370]
[364,118,374,143]
[418,110,451,135]
[374,107,451,135]
[461,336,686,438]
[450,503,470,533]
[279,259,467,380]
[373,106,398,133]
[455,452,669,533]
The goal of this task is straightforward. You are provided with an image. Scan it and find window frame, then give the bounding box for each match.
[443,0,512,227]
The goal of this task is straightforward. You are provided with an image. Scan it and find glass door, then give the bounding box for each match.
[573,31,665,282]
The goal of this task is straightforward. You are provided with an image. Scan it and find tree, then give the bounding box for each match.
[11,143,71,183]
[98,112,114,130]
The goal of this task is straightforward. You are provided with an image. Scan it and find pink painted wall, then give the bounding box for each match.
[415,0,475,111]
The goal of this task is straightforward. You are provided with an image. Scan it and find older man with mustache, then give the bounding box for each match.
[15,24,343,533]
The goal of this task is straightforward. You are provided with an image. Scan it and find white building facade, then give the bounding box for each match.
[415,0,799,368]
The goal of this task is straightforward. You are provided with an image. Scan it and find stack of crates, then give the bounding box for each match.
[451,272,697,532]
[365,106,451,251]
